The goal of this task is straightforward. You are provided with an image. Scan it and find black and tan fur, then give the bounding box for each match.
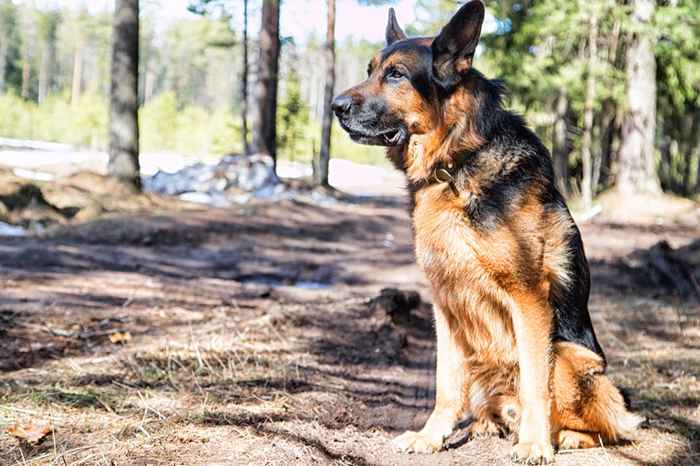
[332,1,643,463]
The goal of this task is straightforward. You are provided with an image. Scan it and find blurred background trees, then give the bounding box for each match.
[0,0,698,200]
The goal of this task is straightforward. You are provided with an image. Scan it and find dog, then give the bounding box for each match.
[332,1,643,463]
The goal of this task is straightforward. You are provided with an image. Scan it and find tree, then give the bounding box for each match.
[108,0,141,191]
[36,8,61,104]
[241,0,250,154]
[580,6,598,210]
[187,0,249,154]
[551,91,572,197]
[314,0,394,187]
[278,64,309,161]
[314,0,336,187]
[617,0,660,194]
[70,9,86,106]
[0,0,20,94]
[251,0,280,168]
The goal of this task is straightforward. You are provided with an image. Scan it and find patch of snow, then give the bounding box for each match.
[277,160,312,179]
[294,281,331,290]
[139,152,199,176]
[145,153,278,207]
[0,137,73,152]
[12,168,55,181]
[0,222,26,237]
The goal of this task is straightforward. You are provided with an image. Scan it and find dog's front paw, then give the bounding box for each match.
[511,441,555,464]
[392,430,443,454]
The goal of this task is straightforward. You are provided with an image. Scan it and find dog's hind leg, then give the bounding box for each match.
[393,308,468,453]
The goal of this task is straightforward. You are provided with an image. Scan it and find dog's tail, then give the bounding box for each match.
[553,342,644,443]
[582,376,645,442]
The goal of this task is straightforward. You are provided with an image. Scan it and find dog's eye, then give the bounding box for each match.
[386,67,406,81]
[367,65,373,77]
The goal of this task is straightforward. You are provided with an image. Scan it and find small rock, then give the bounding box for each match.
[368,288,422,326]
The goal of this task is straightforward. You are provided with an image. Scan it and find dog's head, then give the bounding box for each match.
[332,0,485,148]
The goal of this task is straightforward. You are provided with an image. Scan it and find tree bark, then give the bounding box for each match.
[21,44,30,99]
[108,0,141,191]
[0,35,8,93]
[552,91,570,197]
[38,42,53,104]
[314,0,336,187]
[581,9,598,210]
[598,98,617,190]
[251,0,280,169]
[617,0,660,194]
[71,41,83,106]
[241,0,249,155]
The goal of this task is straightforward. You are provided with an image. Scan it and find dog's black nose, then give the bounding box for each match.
[332,95,353,116]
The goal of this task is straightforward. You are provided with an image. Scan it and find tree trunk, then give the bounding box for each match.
[241,0,249,155]
[314,0,336,187]
[251,0,280,169]
[0,37,8,94]
[581,9,598,210]
[21,45,30,99]
[598,98,616,190]
[38,44,50,103]
[617,0,660,194]
[552,91,570,197]
[696,109,700,194]
[108,0,141,191]
[71,41,83,106]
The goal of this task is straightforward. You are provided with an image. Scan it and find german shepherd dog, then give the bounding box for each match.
[332,1,643,463]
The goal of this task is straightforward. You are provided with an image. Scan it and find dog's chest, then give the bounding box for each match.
[412,186,485,284]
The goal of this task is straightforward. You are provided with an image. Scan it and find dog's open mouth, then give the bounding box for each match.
[346,127,406,147]
[382,129,403,145]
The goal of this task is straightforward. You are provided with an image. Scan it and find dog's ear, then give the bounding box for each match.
[386,8,407,46]
[432,0,485,89]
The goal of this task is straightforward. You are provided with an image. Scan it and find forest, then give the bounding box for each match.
[0,1,699,465]
[0,0,698,200]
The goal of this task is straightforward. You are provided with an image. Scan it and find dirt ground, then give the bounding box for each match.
[0,190,699,466]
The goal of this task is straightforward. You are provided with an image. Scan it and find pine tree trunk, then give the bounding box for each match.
[241,0,249,155]
[581,9,598,210]
[314,0,336,187]
[552,91,570,197]
[71,42,83,106]
[108,0,141,191]
[21,46,30,99]
[598,98,617,189]
[251,0,280,169]
[0,39,8,94]
[617,0,660,194]
[38,45,50,103]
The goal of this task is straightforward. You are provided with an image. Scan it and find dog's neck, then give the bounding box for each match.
[388,71,501,184]
[389,79,486,183]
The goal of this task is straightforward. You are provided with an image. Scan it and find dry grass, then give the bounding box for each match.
[0,195,698,465]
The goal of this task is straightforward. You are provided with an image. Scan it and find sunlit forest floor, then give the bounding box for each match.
[0,189,699,465]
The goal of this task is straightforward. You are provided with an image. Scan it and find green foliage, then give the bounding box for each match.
[0,90,241,156]
[0,0,22,93]
[277,68,309,161]
[0,92,106,147]
[139,92,241,155]
[655,1,700,193]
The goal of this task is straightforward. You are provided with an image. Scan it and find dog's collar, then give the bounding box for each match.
[426,150,474,196]
[432,164,460,196]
